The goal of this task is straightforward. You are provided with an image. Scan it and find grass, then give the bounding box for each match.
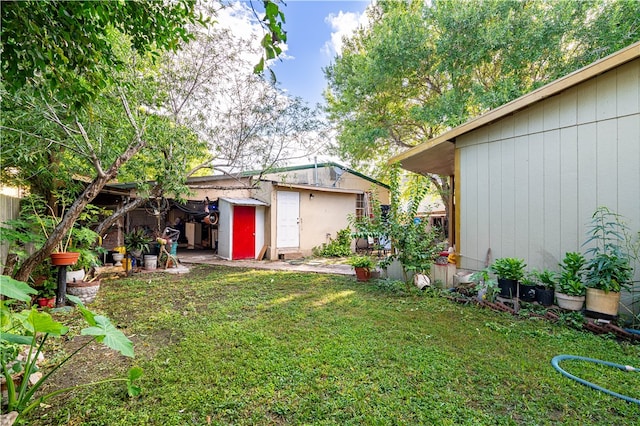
[28,265,639,425]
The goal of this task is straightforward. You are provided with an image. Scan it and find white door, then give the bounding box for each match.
[276,191,300,248]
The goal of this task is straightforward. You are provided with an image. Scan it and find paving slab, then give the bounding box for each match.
[177,250,354,276]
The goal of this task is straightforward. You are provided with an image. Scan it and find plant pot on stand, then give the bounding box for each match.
[50,252,80,266]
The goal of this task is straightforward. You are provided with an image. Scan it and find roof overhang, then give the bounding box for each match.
[219,197,269,207]
[272,182,363,194]
[390,41,640,176]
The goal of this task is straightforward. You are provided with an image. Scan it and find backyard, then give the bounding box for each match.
[24,265,640,425]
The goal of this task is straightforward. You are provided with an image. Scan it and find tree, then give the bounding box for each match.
[157,1,329,180]
[0,0,305,282]
[1,0,200,107]
[324,0,640,216]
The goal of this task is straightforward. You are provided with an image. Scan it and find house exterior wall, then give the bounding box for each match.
[455,59,639,307]
[261,166,390,205]
[298,189,356,256]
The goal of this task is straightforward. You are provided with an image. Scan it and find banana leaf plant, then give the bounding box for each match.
[0,275,142,424]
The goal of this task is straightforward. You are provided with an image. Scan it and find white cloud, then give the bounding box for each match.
[323,9,370,57]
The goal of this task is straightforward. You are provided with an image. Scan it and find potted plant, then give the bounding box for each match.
[347,255,376,282]
[490,257,526,299]
[582,207,634,317]
[470,268,499,302]
[124,228,153,259]
[556,252,586,311]
[534,269,556,307]
[519,271,538,302]
[36,277,57,308]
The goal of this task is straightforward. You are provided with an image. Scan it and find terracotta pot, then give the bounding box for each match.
[354,267,371,282]
[66,280,101,304]
[585,288,620,316]
[556,292,585,311]
[51,252,80,266]
[37,297,56,308]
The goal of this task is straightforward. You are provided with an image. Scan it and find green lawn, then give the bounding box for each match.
[30,265,639,425]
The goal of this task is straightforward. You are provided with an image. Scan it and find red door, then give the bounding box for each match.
[232,205,255,259]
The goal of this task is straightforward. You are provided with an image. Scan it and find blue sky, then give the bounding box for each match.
[268,1,371,106]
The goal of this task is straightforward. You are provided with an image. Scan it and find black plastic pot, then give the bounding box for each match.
[498,278,518,298]
[536,287,555,306]
[519,283,537,302]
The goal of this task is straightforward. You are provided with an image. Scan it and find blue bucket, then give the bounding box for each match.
[170,242,178,255]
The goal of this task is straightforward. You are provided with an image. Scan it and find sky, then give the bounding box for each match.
[263,1,372,106]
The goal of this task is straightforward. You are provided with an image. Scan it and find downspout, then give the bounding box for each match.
[314,156,318,186]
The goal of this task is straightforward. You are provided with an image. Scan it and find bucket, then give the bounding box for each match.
[170,242,178,255]
[144,255,158,270]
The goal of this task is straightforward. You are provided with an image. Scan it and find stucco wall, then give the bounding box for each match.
[455,58,639,308]
[298,189,355,256]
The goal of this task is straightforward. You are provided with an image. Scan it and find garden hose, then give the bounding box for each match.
[551,355,640,405]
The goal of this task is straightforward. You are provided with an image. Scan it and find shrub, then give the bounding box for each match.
[312,228,352,257]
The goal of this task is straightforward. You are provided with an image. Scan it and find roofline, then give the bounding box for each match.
[242,162,390,189]
[272,182,364,194]
[390,41,640,166]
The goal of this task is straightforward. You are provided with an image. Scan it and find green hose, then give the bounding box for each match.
[551,355,640,405]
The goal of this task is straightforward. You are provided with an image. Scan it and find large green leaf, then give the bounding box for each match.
[0,275,38,301]
[81,315,134,357]
[26,308,68,336]
[0,332,34,346]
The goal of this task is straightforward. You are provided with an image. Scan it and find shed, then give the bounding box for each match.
[391,42,640,309]
[217,197,269,260]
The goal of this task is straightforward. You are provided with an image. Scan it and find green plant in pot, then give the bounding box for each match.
[534,269,556,307]
[557,252,586,311]
[519,271,538,302]
[124,228,153,259]
[36,277,57,308]
[470,268,499,302]
[490,257,526,299]
[582,207,634,317]
[347,255,376,282]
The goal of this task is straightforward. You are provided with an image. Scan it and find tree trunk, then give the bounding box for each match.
[14,139,147,282]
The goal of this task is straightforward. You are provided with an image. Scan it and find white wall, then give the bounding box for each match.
[217,199,233,260]
[456,59,640,307]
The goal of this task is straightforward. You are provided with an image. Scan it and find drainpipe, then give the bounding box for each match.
[314,156,319,186]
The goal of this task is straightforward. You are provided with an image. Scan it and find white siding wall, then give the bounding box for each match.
[217,200,233,260]
[456,59,640,298]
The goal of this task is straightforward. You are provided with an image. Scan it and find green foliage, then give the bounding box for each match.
[312,229,352,257]
[383,166,445,280]
[19,266,640,424]
[582,207,634,293]
[1,0,201,107]
[490,258,526,281]
[346,255,376,270]
[470,268,499,302]
[558,252,586,296]
[0,279,139,422]
[535,269,557,290]
[124,228,153,256]
[254,1,288,77]
[325,0,640,175]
